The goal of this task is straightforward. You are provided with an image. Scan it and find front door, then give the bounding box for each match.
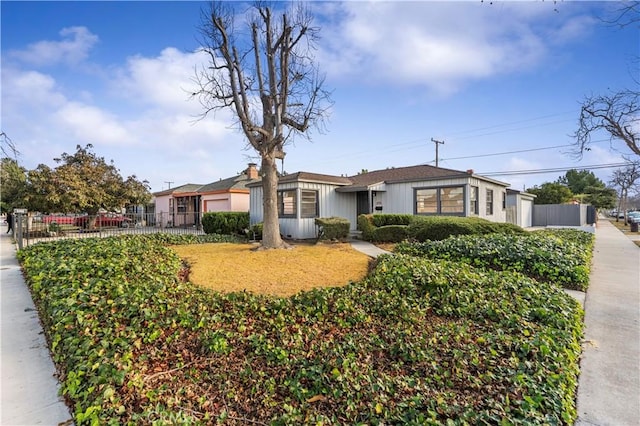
[356,191,370,216]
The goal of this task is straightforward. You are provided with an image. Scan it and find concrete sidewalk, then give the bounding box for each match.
[0,232,72,425]
[575,219,640,425]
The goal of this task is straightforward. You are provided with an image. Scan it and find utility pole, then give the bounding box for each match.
[431,138,444,167]
[165,181,174,189]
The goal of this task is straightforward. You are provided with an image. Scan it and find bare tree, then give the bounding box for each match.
[603,0,640,29]
[609,161,640,222]
[574,90,640,157]
[0,132,20,160]
[192,2,332,249]
[574,2,639,158]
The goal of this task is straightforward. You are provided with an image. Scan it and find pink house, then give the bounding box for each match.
[153,164,259,228]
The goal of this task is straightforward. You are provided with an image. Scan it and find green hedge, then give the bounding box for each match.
[395,229,594,290]
[371,214,414,227]
[357,214,376,240]
[315,217,350,241]
[202,212,249,235]
[371,225,409,242]
[17,236,584,424]
[407,216,525,241]
[358,214,525,243]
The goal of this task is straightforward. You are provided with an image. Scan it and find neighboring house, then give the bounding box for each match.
[248,164,511,240]
[506,189,536,228]
[153,164,259,227]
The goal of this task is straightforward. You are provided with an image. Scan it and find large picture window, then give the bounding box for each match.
[416,186,465,215]
[278,190,297,217]
[301,190,318,218]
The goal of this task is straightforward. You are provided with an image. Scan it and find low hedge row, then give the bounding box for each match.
[358,214,525,242]
[202,212,249,235]
[395,229,595,290]
[17,233,584,424]
[315,217,350,241]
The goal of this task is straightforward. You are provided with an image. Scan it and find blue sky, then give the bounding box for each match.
[2,1,638,193]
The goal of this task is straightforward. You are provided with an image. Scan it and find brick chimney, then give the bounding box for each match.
[246,163,259,179]
[466,169,474,175]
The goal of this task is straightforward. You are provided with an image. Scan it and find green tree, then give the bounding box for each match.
[27,144,151,228]
[526,182,574,205]
[0,157,27,213]
[556,169,605,194]
[583,186,618,211]
[193,2,332,249]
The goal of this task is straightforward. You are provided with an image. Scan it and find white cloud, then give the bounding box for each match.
[316,2,591,95]
[9,26,99,67]
[55,102,134,146]
[113,47,207,113]
[3,34,243,189]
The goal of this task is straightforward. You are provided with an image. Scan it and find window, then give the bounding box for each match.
[440,187,464,213]
[502,192,507,210]
[278,190,297,217]
[177,197,187,214]
[301,190,318,218]
[416,186,465,215]
[486,189,494,215]
[470,186,479,215]
[416,188,438,214]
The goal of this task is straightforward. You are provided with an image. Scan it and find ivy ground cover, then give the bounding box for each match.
[395,228,595,291]
[18,233,584,425]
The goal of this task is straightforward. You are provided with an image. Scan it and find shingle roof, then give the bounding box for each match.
[198,174,258,193]
[278,172,353,185]
[153,169,260,197]
[153,183,204,197]
[174,164,509,194]
[347,164,471,186]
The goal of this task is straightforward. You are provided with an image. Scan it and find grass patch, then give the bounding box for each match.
[171,242,371,296]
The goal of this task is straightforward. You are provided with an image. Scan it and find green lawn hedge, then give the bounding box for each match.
[358,214,525,242]
[395,229,594,291]
[17,233,584,425]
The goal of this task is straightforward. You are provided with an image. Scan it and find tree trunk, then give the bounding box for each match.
[260,154,286,249]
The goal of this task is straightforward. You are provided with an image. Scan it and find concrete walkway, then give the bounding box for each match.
[575,219,640,425]
[0,232,72,425]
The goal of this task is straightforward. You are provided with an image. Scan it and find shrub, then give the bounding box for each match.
[395,230,594,290]
[357,214,376,240]
[202,212,249,235]
[16,235,584,424]
[249,222,263,240]
[371,214,414,227]
[407,216,524,241]
[371,225,409,242]
[315,217,350,241]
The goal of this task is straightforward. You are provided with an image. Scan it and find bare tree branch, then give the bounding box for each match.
[0,132,20,160]
[192,1,333,248]
[602,0,640,29]
[574,89,640,157]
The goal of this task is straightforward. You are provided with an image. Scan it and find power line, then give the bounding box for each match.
[423,138,610,164]
[308,110,582,166]
[478,162,629,177]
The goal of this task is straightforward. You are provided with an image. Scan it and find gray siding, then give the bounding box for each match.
[249,182,354,239]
